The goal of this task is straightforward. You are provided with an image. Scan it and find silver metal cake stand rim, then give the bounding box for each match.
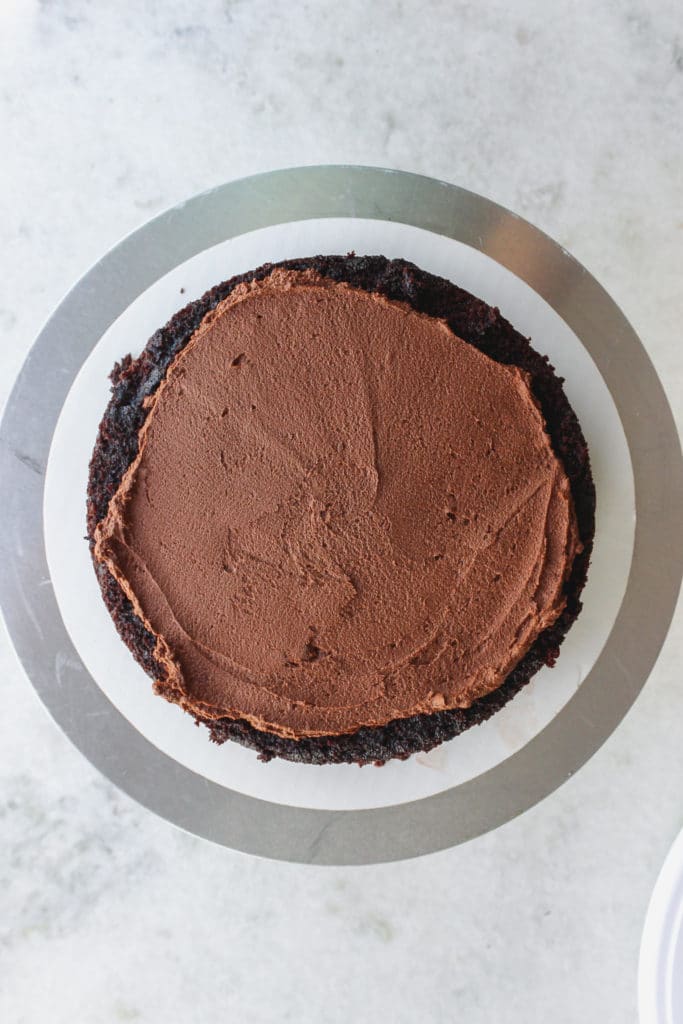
[1,165,681,864]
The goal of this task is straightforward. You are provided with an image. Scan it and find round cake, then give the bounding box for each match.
[87,255,594,765]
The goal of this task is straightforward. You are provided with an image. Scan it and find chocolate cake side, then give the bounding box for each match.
[87,255,595,765]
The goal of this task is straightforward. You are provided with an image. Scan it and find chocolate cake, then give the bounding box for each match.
[87,255,594,765]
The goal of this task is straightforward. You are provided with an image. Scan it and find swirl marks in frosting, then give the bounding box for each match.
[95,269,581,738]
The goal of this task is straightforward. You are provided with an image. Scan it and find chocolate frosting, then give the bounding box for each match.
[95,269,581,739]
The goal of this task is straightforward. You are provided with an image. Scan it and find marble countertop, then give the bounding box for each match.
[1,2,681,1022]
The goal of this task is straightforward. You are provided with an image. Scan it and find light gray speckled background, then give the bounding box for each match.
[1,2,681,1022]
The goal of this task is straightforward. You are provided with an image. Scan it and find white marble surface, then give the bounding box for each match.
[1,2,681,1022]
